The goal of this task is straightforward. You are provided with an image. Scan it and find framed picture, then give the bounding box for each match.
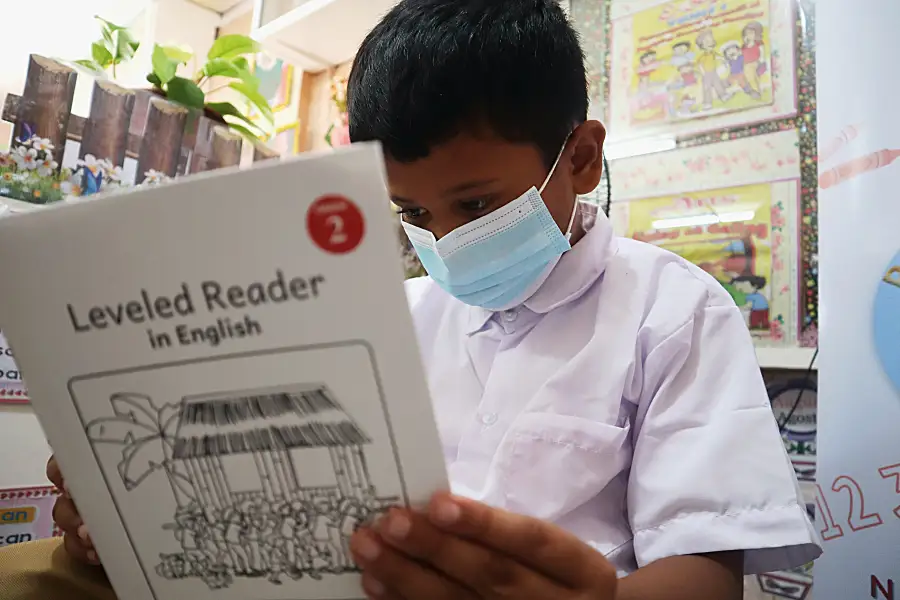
[265,122,301,156]
[252,53,295,113]
[609,130,802,346]
[607,0,797,142]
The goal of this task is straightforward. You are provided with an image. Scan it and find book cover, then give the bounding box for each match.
[0,144,447,600]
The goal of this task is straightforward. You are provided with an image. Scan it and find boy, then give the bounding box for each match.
[32,1,820,599]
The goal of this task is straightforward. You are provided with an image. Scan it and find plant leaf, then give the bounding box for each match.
[95,15,127,32]
[152,44,178,85]
[162,44,193,64]
[224,121,265,146]
[146,72,162,88]
[229,81,273,123]
[233,57,250,71]
[207,34,259,60]
[91,41,114,67]
[205,101,261,130]
[203,58,258,87]
[166,76,206,109]
[115,30,140,62]
[74,59,107,77]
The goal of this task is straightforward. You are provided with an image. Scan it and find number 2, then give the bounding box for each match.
[832,475,883,531]
[326,215,347,245]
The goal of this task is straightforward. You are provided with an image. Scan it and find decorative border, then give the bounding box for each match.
[574,0,818,345]
[263,121,302,155]
[0,485,63,538]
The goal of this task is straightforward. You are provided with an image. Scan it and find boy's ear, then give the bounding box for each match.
[570,120,607,196]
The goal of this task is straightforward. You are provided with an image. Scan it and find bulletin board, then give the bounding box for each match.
[571,0,819,347]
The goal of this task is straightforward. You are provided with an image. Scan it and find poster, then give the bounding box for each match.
[815,0,900,598]
[617,180,798,344]
[0,330,27,404]
[0,486,60,547]
[628,0,773,125]
[253,54,294,113]
[266,122,300,156]
[608,0,797,141]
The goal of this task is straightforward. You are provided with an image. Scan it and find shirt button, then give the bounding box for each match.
[480,412,498,426]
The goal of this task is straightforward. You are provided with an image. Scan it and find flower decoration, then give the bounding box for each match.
[0,134,69,204]
[326,73,351,148]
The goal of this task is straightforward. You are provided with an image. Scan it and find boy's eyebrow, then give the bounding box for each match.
[442,179,499,197]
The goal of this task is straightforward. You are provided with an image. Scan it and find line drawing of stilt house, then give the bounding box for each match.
[171,385,377,509]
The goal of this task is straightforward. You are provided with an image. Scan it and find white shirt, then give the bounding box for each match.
[405,207,822,575]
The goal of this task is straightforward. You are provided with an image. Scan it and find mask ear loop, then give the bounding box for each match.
[538,137,579,241]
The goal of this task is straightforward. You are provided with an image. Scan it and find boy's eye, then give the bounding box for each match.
[459,198,491,213]
[398,207,427,221]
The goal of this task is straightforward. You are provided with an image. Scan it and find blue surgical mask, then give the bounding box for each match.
[402,145,577,310]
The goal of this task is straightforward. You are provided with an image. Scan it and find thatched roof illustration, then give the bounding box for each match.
[172,385,371,460]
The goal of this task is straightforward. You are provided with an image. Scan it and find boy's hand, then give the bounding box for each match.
[350,492,617,599]
[47,455,100,566]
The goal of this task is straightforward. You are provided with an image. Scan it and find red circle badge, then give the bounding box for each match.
[306,195,365,254]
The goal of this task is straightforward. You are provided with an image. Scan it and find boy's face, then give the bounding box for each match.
[725,46,740,60]
[387,121,607,241]
[673,44,687,56]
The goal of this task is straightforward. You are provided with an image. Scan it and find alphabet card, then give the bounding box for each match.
[0,330,27,404]
[0,144,448,600]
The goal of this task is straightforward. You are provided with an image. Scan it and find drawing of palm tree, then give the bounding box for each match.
[86,393,195,507]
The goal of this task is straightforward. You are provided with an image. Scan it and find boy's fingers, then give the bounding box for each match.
[46,455,63,489]
[52,495,83,533]
[63,532,100,566]
[427,493,615,588]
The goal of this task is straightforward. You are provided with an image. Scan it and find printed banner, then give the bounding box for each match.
[0,330,27,404]
[609,0,797,141]
[615,181,798,344]
[815,0,900,597]
[0,486,60,547]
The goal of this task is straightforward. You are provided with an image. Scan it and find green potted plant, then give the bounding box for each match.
[75,17,273,144]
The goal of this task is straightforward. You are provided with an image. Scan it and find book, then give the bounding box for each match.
[0,144,448,600]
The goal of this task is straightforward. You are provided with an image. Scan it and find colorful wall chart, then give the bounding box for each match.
[607,0,798,142]
[0,330,27,404]
[0,486,60,547]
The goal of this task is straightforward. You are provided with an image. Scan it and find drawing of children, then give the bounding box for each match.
[731,274,770,330]
[636,49,660,92]
[742,21,767,94]
[722,41,761,98]
[695,30,732,109]
[670,41,695,69]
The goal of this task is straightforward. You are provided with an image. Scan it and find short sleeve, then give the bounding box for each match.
[627,302,822,574]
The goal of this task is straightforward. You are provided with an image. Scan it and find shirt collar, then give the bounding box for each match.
[465,205,616,335]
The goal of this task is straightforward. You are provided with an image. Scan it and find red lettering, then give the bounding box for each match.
[877,463,900,519]
[872,575,894,600]
[816,484,844,540]
[832,475,884,531]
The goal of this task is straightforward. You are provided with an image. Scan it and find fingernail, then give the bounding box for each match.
[86,550,99,563]
[432,497,461,526]
[384,511,411,540]
[363,574,385,597]
[77,524,90,544]
[352,532,381,562]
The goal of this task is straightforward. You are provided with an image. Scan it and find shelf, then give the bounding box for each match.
[755,347,818,371]
[252,0,399,70]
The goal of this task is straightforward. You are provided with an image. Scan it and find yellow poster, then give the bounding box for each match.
[629,0,773,125]
[625,184,774,331]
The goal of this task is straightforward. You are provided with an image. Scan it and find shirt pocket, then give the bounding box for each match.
[492,412,632,521]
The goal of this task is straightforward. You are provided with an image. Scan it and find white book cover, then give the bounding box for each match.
[0,144,448,600]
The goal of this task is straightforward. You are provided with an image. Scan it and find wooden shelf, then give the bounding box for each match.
[252,0,399,70]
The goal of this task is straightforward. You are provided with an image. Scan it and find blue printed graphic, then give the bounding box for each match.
[874,251,900,392]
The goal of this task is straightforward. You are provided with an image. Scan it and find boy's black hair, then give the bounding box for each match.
[672,41,691,51]
[347,0,588,167]
[731,274,767,290]
[640,50,658,60]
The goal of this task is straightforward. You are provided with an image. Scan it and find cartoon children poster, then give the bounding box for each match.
[628,0,773,126]
[623,183,775,333]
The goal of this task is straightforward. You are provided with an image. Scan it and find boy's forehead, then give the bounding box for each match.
[384,133,545,200]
